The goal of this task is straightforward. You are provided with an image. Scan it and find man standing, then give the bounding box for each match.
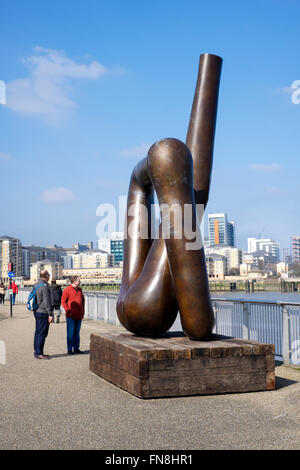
[61,276,84,355]
[33,270,53,359]
[49,280,63,323]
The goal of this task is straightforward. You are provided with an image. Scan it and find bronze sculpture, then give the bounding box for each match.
[117,53,222,340]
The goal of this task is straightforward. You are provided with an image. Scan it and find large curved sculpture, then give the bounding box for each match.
[117,53,222,339]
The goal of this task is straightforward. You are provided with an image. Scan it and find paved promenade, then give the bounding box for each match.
[0,304,299,450]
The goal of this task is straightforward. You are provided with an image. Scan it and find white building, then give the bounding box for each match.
[248,238,280,262]
[72,250,114,269]
[276,262,288,278]
[205,245,242,274]
[243,249,276,268]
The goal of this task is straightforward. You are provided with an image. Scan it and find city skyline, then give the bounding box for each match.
[1,1,300,250]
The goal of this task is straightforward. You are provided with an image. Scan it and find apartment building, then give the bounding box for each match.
[247,237,280,262]
[0,236,22,280]
[205,245,242,273]
[30,260,63,282]
[72,250,114,269]
[206,254,227,280]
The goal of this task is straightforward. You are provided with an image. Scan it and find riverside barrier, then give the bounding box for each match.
[13,289,300,365]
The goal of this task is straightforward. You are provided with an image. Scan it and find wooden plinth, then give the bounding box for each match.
[89,332,275,398]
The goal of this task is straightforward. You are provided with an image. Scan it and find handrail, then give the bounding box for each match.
[82,291,300,307]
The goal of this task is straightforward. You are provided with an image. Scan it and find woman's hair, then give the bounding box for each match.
[70,275,79,284]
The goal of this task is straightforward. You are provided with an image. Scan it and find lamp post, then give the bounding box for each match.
[7,263,14,317]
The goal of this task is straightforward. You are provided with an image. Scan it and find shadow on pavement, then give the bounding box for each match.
[275,375,298,390]
[50,350,90,359]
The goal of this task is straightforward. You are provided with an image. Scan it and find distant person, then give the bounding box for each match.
[0,283,6,304]
[49,280,63,323]
[11,281,18,305]
[61,276,85,355]
[33,270,53,360]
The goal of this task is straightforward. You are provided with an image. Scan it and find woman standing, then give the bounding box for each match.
[61,276,85,355]
[0,283,6,304]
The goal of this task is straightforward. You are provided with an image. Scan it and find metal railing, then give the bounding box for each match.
[12,289,300,365]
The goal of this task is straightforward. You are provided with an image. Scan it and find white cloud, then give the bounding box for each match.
[6,47,109,125]
[0,80,6,104]
[249,163,282,173]
[41,187,77,204]
[272,82,300,104]
[273,86,294,95]
[118,143,152,159]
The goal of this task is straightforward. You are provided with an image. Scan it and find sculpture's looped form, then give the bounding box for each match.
[117,54,223,339]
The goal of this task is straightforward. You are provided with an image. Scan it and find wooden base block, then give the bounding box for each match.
[89,332,275,398]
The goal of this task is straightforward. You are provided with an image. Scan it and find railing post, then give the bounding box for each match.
[104,294,109,322]
[212,302,217,334]
[115,297,121,326]
[96,295,100,320]
[282,305,290,364]
[242,302,250,340]
[91,295,95,320]
[84,294,88,318]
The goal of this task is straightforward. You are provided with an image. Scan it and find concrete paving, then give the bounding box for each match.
[0,303,299,450]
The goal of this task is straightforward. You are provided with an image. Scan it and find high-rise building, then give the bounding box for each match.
[208,213,235,247]
[0,236,22,280]
[110,232,124,264]
[291,236,300,263]
[247,238,280,263]
[282,247,292,264]
[22,247,30,278]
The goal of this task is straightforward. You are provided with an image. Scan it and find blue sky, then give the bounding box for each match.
[1,0,299,251]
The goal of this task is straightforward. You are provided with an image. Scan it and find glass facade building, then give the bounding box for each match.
[110,232,124,264]
[208,213,235,247]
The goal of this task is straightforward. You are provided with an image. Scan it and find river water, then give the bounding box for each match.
[210,291,300,303]
[170,292,300,332]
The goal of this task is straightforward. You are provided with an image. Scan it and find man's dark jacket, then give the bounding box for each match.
[49,285,63,309]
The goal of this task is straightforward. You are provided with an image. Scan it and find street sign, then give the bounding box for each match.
[8,271,15,278]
